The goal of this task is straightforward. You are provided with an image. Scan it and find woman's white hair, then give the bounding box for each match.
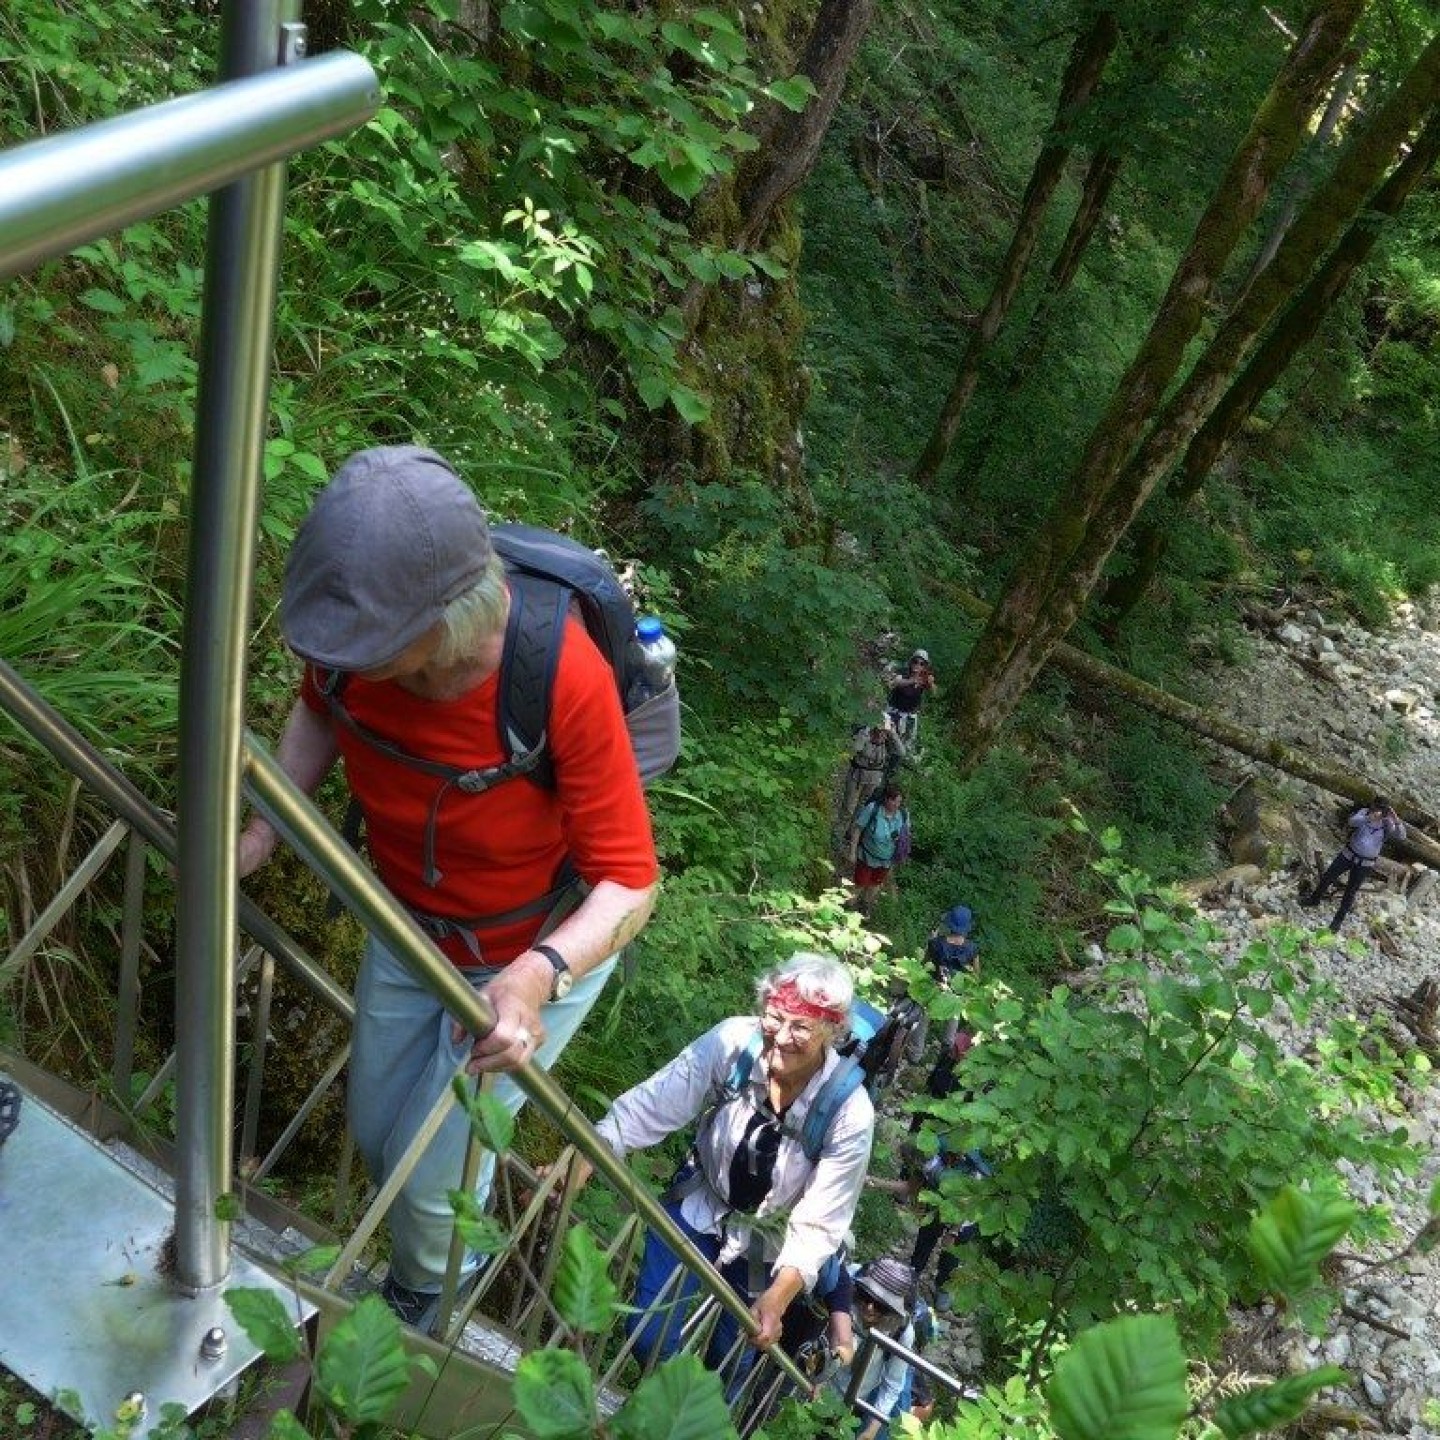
[757,951,854,1033]
[433,550,508,665]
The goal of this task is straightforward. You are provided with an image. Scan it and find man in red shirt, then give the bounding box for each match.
[240,446,660,1330]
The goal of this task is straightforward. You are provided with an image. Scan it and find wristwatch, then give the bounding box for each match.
[533,943,574,1002]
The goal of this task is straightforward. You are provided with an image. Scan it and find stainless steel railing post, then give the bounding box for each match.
[171,0,306,1295]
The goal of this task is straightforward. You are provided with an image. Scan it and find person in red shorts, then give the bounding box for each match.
[849,784,908,916]
[239,446,660,1332]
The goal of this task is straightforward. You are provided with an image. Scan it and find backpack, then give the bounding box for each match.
[850,996,923,1092]
[492,524,680,789]
[317,525,681,877]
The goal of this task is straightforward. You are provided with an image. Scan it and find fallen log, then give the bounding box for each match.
[1178,863,1265,900]
[934,582,1440,869]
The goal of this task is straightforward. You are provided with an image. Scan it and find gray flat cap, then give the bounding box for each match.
[282,446,492,671]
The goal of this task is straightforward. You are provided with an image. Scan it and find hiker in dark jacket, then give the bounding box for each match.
[1302,798,1406,931]
[574,953,873,1365]
[839,714,907,842]
[885,650,935,745]
[906,905,979,1061]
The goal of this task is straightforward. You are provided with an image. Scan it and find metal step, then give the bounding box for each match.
[0,1072,305,1438]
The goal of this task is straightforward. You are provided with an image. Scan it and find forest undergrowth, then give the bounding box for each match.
[3,0,1440,1435]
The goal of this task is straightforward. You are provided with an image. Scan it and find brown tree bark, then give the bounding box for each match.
[946,1,1371,767]
[909,9,1120,490]
[938,582,1440,866]
[1102,104,1440,625]
[731,0,877,254]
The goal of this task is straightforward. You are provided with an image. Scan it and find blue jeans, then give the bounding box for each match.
[629,1197,753,1367]
[348,933,616,1293]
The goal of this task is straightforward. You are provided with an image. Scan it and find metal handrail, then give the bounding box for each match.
[243,733,814,1393]
[0,661,814,1398]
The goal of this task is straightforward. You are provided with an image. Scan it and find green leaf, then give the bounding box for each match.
[669,385,711,425]
[513,1348,596,1439]
[1106,923,1143,952]
[265,1412,311,1440]
[224,1287,303,1363]
[554,1225,619,1334]
[1428,1175,1440,1218]
[1248,1186,1356,1296]
[1047,1314,1189,1440]
[450,1189,512,1254]
[1213,1367,1346,1437]
[611,1352,736,1440]
[282,1243,342,1277]
[453,1078,515,1153]
[763,75,815,111]
[312,1294,412,1426]
[79,288,127,314]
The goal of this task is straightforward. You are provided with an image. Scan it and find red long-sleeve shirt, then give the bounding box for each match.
[301,616,658,965]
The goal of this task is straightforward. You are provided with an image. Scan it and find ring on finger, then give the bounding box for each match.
[515,1026,534,1050]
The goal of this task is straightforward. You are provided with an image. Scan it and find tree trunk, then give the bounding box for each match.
[938,582,1440,867]
[1102,104,1440,625]
[731,0,877,254]
[909,9,1120,490]
[1240,57,1359,296]
[947,1,1371,766]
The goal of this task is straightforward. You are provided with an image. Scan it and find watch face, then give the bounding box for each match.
[553,971,575,1001]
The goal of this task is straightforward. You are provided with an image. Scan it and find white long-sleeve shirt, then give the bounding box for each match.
[594,1015,875,1287]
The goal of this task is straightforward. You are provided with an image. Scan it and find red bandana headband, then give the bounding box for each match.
[767,979,846,1026]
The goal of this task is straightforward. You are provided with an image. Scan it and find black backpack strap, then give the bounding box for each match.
[497,572,570,791]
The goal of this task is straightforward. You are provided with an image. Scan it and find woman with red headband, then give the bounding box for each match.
[581,952,874,1368]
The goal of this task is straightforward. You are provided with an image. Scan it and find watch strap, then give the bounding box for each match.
[534,943,571,996]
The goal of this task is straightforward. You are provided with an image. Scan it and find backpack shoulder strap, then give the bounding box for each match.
[497,569,570,789]
[799,1056,867,1163]
[667,1028,765,1205]
[726,1028,764,1095]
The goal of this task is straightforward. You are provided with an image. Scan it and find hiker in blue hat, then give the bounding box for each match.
[905,904,980,1062]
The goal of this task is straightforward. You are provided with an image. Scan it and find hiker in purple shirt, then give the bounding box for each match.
[1302,798,1406,931]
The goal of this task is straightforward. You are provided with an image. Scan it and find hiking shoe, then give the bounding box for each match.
[381,1267,484,1335]
[380,1274,444,1333]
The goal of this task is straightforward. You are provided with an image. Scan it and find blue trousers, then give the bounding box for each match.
[629,1197,753,1367]
[348,934,616,1293]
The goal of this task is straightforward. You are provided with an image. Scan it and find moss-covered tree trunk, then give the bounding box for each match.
[1239,56,1359,295]
[1102,105,1440,625]
[731,0,877,253]
[948,0,1367,767]
[908,8,1120,490]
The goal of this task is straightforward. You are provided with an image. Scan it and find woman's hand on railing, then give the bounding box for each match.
[749,1265,805,1349]
[238,818,277,878]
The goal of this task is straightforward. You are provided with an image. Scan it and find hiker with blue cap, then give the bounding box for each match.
[238,446,660,1333]
[905,904,980,1062]
[568,953,874,1366]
